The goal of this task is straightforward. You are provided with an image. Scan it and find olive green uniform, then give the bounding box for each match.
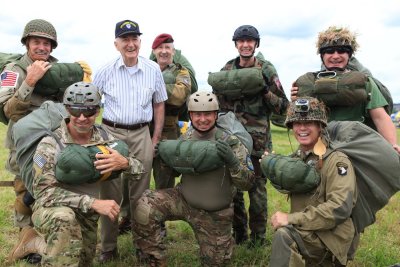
[2,53,61,228]
[215,55,288,243]
[269,145,357,266]
[133,127,255,266]
[152,63,191,189]
[31,120,142,266]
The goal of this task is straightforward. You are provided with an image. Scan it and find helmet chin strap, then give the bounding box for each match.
[192,123,216,134]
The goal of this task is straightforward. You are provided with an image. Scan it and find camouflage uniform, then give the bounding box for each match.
[269,135,357,266]
[133,127,255,266]
[216,55,288,242]
[2,53,61,228]
[31,120,142,266]
[152,63,191,189]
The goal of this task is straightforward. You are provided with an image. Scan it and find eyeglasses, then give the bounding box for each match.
[294,99,309,113]
[322,47,351,54]
[67,106,98,118]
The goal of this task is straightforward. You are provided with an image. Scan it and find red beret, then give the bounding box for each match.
[152,33,174,49]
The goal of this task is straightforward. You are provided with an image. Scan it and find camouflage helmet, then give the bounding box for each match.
[285,97,327,128]
[187,91,219,112]
[21,19,58,48]
[316,26,359,55]
[63,82,101,106]
[232,25,260,47]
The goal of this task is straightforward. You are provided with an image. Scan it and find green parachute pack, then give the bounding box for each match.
[0,52,84,124]
[55,140,129,184]
[157,139,225,175]
[346,56,393,114]
[260,154,320,194]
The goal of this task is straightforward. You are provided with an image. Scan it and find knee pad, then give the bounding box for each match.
[134,196,151,225]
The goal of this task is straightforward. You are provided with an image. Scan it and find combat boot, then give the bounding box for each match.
[233,230,248,245]
[8,226,44,263]
[148,256,167,267]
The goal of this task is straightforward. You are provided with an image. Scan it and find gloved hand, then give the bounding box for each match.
[76,61,92,82]
[216,139,240,168]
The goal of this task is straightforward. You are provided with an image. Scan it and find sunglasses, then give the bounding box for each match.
[67,106,98,118]
[322,47,351,54]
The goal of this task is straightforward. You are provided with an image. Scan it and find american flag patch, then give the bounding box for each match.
[0,71,19,87]
[33,154,47,169]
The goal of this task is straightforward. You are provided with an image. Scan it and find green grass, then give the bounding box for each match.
[0,123,399,266]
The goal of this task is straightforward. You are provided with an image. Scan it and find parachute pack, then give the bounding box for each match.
[347,56,393,114]
[325,121,399,233]
[216,111,253,154]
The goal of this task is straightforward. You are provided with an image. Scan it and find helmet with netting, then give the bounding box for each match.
[63,82,101,106]
[285,97,327,128]
[187,91,219,112]
[316,26,359,55]
[21,19,58,48]
[232,25,260,47]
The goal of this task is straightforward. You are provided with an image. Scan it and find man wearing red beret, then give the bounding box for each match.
[150,33,191,193]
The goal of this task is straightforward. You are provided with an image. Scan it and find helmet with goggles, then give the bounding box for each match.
[316,26,359,55]
[285,97,327,128]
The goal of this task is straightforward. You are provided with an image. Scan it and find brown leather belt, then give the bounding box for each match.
[102,118,149,130]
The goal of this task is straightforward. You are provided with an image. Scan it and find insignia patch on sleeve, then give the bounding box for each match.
[246,155,254,171]
[33,154,47,169]
[336,162,348,176]
[1,71,19,87]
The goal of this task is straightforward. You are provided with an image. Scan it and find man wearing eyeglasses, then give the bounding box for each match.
[8,82,144,266]
[290,26,399,155]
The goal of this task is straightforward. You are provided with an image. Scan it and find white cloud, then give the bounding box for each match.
[1,0,399,102]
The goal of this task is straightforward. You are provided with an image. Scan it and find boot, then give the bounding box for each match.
[8,226,44,263]
[148,256,167,267]
[233,230,248,245]
[118,216,131,235]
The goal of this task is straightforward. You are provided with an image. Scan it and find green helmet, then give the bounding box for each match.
[187,91,219,112]
[285,97,327,128]
[21,19,58,48]
[316,26,359,55]
[63,82,101,106]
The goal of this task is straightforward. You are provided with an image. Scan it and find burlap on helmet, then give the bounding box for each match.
[157,140,225,174]
[208,68,266,99]
[21,19,58,48]
[260,153,320,194]
[55,140,129,184]
[316,26,359,54]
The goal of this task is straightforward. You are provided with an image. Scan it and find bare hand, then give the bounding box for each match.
[91,199,120,221]
[25,61,52,87]
[271,211,289,230]
[290,82,298,101]
[94,147,128,174]
[393,144,400,154]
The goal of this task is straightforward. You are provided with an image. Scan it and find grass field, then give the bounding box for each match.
[0,122,399,266]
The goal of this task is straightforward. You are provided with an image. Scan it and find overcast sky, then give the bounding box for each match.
[1,0,399,103]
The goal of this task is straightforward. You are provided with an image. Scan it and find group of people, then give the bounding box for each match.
[1,16,398,267]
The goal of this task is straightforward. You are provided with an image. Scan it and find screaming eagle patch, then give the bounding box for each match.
[336,162,348,176]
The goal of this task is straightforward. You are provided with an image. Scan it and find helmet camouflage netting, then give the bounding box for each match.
[316,26,359,54]
[285,97,327,128]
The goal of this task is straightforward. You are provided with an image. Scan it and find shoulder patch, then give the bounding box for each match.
[336,162,348,176]
[246,155,254,171]
[33,154,47,169]
[1,71,19,87]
